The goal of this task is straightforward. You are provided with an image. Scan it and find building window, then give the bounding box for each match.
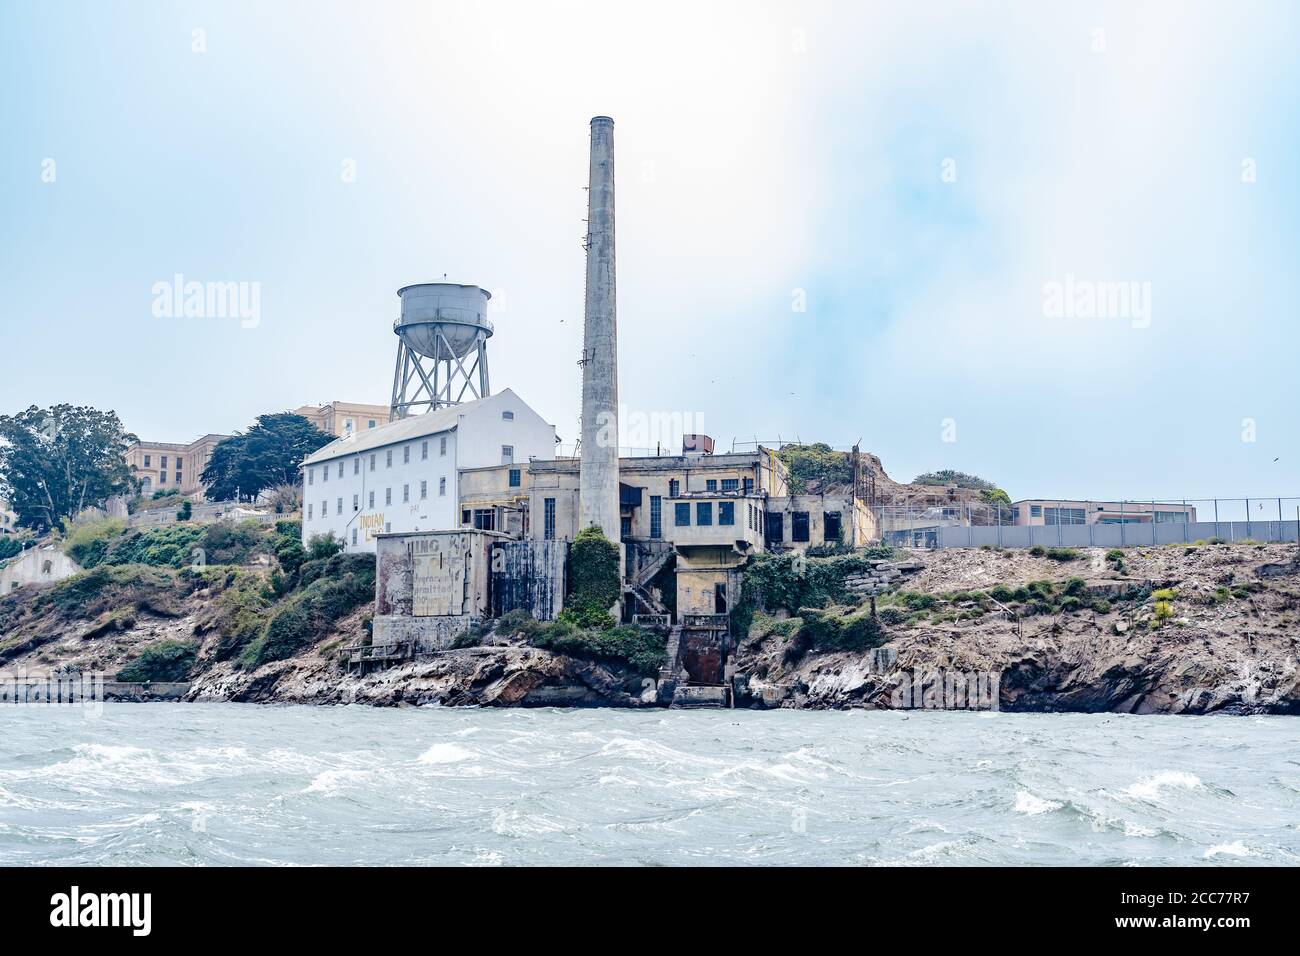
[144,455,151,467]
[368,420,376,429]
[743,477,754,494]
[792,511,810,542]
[368,491,375,509]
[386,450,392,468]
[544,498,556,540]
[421,441,428,460]
[650,496,662,539]
[675,502,690,526]
[462,509,471,524]
[824,511,842,542]
[1030,505,1042,517]
[721,478,738,493]
[338,461,344,478]
[403,484,410,503]
[696,502,713,526]
[420,480,427,500]
[473,508,495,531]
[1044,507,1085,526]
[322,464,328,482]
[669,479,680,497]
[161,456,168,469]
[501,445,514,464]
[353,494,359,512]
[159,473,166,484]
[766,512,783,542]
[336,497,343,515]
[440,436,447,456]
[175,456,183,469]
[508,468,521,487]
[175,472,181,484]
[706,479,717,492]
[385,488,392,506]
[351,528,357,546]
[321,499,327,517]
[352,458,358,475]
[370,454,376,471]
[403,446,410,464]
[718,501,735,526]
[502,410,514,420]
[439,477,446,497]
[307,504,313,519]
[345,418,354,434]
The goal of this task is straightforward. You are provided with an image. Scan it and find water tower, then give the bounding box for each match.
[389,282,493,419]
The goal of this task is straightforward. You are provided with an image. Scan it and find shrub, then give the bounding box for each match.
[569,526,620,612]
[1062,577,1087,597]
[116,639,197,682]
[200,520,265,564]
[876,606,906,626]
[988,584,1014,603]
[898,591,937,611]
[1029,545,1046,557]
[1105,549,1125,562]
[240,553,375,667]
[1044,547,1082,562]
[38,565,178,618]
[495,608,541,637]
[1151,587,1178,601]
[64,517,128,568]
[0,537,21,562]
[451,629,481,649]
[274,537,307,576]
[1152,600,1174,626]
[795,605,886,653]
[306,533,343,561]
[528,621,666,676]
[176,501,192,521]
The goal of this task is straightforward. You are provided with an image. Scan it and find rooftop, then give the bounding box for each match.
[300,390,518,467]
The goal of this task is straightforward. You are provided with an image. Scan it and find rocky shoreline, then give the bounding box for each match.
[5,543,1299,715]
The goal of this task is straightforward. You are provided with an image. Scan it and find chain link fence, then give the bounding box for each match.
[876,497,1300,549]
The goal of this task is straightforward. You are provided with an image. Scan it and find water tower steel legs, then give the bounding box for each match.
[578,115,621,545]
[389,330,491,420]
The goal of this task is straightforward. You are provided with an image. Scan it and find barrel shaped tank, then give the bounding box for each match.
[394,283,493,361]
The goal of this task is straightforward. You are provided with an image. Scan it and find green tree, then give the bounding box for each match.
[0,404,137,532]
[201,413,332,502]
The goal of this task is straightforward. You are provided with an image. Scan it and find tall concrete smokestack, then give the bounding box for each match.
[579,115,620,545]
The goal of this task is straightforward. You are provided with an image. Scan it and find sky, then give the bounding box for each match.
[2,0,1298,502]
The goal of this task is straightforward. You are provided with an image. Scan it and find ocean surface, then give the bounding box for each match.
[1,704,1297,866]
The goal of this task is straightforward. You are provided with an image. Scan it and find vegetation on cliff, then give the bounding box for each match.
[116,639,197,682]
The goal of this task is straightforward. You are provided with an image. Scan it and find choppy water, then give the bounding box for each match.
[1,704,1298,865]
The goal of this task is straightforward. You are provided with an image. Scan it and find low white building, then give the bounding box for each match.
[299,389,557,553]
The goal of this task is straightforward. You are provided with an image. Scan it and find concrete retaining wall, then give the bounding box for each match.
[935,519,1300,550]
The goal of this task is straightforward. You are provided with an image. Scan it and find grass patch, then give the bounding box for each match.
[116,639,197,682]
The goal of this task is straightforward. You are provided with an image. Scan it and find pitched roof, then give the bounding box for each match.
[301,391,514,467]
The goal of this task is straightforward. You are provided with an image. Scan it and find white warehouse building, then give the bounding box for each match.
[299,389,557,553]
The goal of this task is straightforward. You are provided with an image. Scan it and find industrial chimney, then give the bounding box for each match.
[578,116,621,546]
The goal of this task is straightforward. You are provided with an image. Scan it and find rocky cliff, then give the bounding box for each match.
[3,542,1298,714]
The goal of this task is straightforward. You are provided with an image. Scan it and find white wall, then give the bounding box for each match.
[303,429,459,552]
[300,390,556,553]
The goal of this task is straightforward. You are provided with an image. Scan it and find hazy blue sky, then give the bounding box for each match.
[2,0,1297,500]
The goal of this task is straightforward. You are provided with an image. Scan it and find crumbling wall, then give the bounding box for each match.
[491,539,567,620]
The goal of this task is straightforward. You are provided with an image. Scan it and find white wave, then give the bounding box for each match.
[303,768,373,795]
[417,742,476,765]
[1013,790,1063,815]
[1204,841,1250,859]
[1123,771,1204,801]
